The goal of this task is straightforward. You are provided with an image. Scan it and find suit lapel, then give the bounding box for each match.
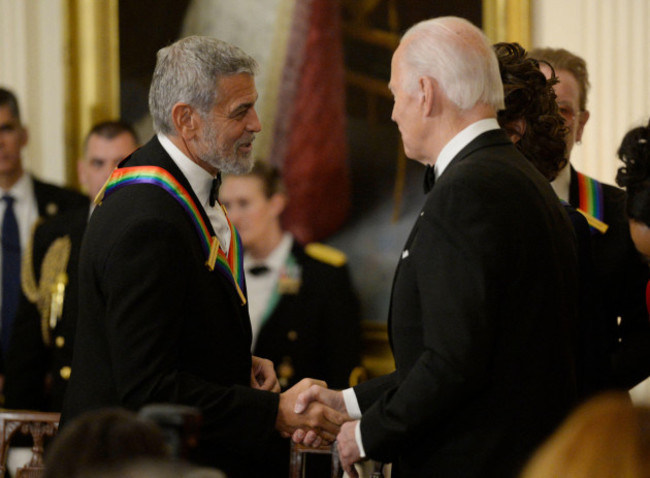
[387,128,512,353]
[115,137,250,305]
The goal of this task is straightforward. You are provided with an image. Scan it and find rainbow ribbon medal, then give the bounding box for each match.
[575,171,608,234]
[97,166,247,304]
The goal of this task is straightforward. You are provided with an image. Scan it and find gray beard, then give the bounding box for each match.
[196,121,254,174]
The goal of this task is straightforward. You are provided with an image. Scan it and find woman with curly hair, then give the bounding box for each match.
[494,42,568,181]
[616,120,650,259]
[616,119,650,317]
[494,42,609,399]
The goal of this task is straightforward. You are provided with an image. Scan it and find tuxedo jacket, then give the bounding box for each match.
[568,167,650,389]
[253,241,360,390]
[60,137,280,476]
[354,130,579,478]
[5,206,87,411]
[0,178,86,374]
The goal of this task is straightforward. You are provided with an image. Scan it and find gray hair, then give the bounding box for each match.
[149,36,258,134]
[400,17,504,111]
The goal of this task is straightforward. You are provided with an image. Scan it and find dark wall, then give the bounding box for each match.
[119,0,191,124]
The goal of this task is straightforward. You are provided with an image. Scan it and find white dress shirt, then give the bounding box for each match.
[344,117,501,458]
[551,162,571,202]
[0,173,39,320]
[158,133,231,254]
[244,232,293,349]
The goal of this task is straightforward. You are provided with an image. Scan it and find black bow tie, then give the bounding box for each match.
[248,265,270,276]
[423,165,436,194]
[209,173,222,207]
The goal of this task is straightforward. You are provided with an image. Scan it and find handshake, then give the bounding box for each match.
[275,378,349,446]
[252,357,363,475]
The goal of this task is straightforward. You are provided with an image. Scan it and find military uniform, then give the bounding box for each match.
[252,238,361,390]
[0,177,87,379]
[4,206,87,411]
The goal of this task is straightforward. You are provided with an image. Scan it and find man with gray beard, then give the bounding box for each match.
[61,36,345,477]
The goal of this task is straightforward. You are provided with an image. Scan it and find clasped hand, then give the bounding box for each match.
[291,383,362,477]
[275,379,349,445]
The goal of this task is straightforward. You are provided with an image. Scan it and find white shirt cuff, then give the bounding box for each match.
[342,388,365,459]
[354,421,366,459]
[342,387,362,419]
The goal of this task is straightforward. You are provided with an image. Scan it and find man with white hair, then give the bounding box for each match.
[295,17,579,477]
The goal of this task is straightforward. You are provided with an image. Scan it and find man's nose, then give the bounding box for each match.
[248,109,262,133]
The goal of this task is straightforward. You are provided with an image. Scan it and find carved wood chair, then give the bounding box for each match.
[0,411,60,478]
[289,442,342,478]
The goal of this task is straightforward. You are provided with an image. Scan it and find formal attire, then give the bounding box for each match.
[557,166,650,389]
[349,121,579,478]
[0,175,86,377]
[61,136,282,477]
[250,234,361,390]
[562,204,609,399]
[4,206,88,411]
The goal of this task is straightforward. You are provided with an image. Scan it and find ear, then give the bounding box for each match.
[19,125,28,148]
[171,102,199,140]
[77,158,87,190]
[419,76,436,116]
[505,118,527,143]
[576,109,590,142]
[269,192,287,217]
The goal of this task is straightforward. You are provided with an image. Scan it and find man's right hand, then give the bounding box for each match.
[292,384,350,447]
[275,378,347,444]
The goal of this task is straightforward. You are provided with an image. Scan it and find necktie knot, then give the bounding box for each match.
[209,173,222,207]
[2,195,15,207]
[423,165,436,194]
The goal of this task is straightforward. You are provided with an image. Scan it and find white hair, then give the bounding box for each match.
[400,16,504,111]
[149,36,258,134]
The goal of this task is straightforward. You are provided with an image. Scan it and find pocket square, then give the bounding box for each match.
[402,250,409,259]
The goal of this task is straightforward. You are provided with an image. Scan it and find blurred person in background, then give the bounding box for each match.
[519,392,650,478]
[494,42,608,399]
[531,47,650,390]
[4,120,139,412]
[616,118,650,311]
[220,161,361,390]
[0,87,87,394]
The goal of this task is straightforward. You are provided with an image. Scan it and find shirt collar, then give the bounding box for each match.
[157,133,215,207]
[245,233,293,272]
[1,172,32,202]
[551,162,571,202]
[434,118,500,179]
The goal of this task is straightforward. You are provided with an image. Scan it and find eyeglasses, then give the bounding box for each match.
[558,104,582,123]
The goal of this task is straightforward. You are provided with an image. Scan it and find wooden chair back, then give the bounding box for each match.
[289,442,342,478]
[0,411,60,478]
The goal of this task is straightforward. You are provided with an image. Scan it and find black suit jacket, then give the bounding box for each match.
[5,206,87,411]
[253,240,361,390]
[568,167,650,389]
[0,177,86,374]
[354,129,579,478]
[32,178,88,219]
[61,137,280,476]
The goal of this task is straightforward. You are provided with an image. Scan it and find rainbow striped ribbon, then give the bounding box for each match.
[576,171,608,234]
[98,166,246,304]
